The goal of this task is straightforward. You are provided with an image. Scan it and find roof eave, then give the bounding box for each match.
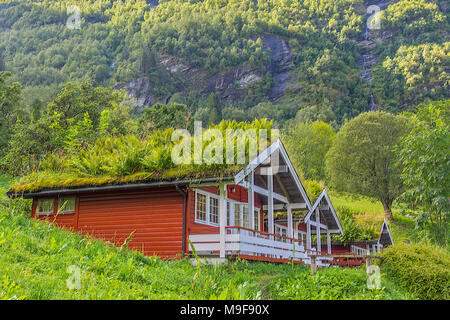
[7,177,236,199]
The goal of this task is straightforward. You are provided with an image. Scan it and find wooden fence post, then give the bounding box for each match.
[310,256,316,276]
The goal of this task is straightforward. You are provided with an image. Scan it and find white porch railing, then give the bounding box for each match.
[189,226,330,266]
[351,244,382,256]
[351,245,369,256]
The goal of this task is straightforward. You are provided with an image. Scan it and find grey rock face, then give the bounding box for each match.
[116,34,294,110]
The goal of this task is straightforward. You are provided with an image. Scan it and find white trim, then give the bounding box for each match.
[262,203,307,211]
[378,219,394,246]
[238,182,289,204]
[234,139,312,210]
[194,189,220,227]
[304,189,343,234]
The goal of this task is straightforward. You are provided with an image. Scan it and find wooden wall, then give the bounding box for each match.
[32,187,184,258]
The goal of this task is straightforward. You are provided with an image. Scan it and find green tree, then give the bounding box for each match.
[284,120,335,181]
[139,103,191,135]
[325,112,411,221]
[0,71,22,157]
[207,93,221,125]
[397,100,449,246]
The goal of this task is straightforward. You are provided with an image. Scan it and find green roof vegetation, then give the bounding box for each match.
[8,119,274,194]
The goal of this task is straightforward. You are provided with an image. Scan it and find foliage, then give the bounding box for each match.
[303,179,323,201]
[284,120,335,181]
[379,243,450,300]
[0,71,22,157]
[372,0,449,111]
[1,81,136,175]
[139,103,192,135]
[325,112,412,221]
[270,266,412,300]
[334,206,378,244]
[397,100,449,246]
[372,42,449,111]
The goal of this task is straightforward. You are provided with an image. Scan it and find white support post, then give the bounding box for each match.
[306,221,311,250]
[287,204,293,238]
[248,170,255,230]
[267,173,274,239]
[327,231,331,255]
[219,183,227,259]
[316,209,321,253]
[229,201,234,226]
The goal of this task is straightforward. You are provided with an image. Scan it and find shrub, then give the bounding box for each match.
[334,206,378,244]
[379,243,450,300]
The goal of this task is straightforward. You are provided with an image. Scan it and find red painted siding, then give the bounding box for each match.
[32,187,184,259]
[77,188,183,258]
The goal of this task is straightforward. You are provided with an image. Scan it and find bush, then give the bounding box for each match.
[379,243,450,300]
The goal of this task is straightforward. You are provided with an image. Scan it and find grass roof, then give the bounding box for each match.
[9,119,275,195]
[8,165,244,195]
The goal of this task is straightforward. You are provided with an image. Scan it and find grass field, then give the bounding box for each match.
[329,191,420,244]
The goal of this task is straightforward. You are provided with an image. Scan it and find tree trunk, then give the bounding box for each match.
[382,201,394,221]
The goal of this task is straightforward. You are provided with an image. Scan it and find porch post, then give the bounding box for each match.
[316,209,321,253]
[327,230,331,255]
[267,173,274,238]
[306,221,311,250]
[219,183,227,259]
[248,170,255,230]
[287,204,293,238]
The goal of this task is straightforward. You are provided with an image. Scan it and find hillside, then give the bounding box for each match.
[0,0,448,126]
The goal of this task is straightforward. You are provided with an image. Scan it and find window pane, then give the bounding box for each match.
[209,197,219,224]
[242,205,249,228]
[254,209,259,231]
[38,199,54,214]
[226,202,230,226]
[59,197,75,213]
[234,203,240,226]
[196,193,207,222]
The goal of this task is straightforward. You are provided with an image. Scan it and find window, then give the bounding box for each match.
[58,197,75,214]
[37,199,54,215]
[254,208,260,231]
[196,193,207,222]
[242,205,249,228]
[209,197,219,224]
[234,203,241,226]
[195,190,262,229]
[195,190,220,226]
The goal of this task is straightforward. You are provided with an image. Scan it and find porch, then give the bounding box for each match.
[187,140,340,267]
[189,226,332,267]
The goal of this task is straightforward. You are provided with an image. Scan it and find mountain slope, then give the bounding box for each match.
[0,0,448,126]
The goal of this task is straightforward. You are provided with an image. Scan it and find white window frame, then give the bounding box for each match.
[195,189,220,227]
[194,189,262,230]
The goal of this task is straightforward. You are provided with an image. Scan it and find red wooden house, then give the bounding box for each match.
[8,139,389,266]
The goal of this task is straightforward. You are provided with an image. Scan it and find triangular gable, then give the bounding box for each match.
[378,219,394,247]
[304,189,343,234]
[234,138,312,210]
